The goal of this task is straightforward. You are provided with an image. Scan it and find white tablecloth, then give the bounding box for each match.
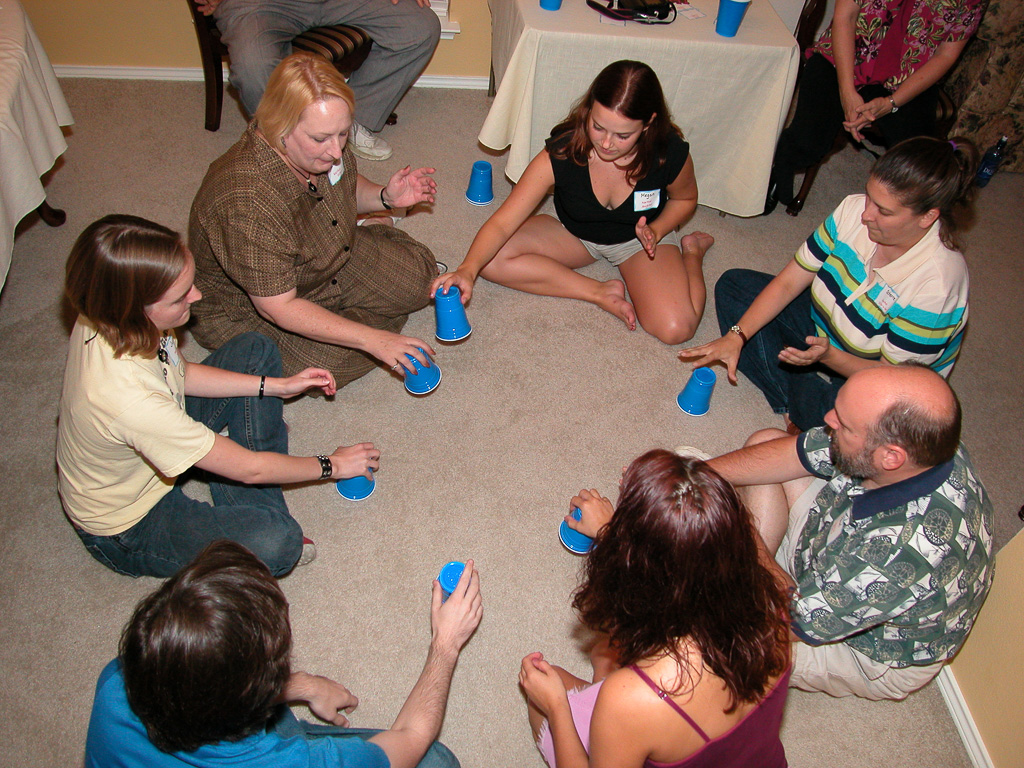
[479,0,799,216]
[0,0,73,291]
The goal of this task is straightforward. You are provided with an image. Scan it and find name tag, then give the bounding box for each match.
[875,283,899,314]
[634,189,660,212]
[329,162,345,185]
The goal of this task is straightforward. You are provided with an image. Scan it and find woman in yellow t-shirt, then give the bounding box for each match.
[57,214,378,578]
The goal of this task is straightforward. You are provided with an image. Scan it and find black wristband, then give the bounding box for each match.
[316,455,333,480]
[258,375,266,399]
[380,187,392,210]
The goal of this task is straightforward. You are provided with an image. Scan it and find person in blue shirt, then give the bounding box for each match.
[85,540,482,768]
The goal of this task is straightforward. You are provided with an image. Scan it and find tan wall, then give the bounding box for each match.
[19,0,491,77]
[948,528,1024,767]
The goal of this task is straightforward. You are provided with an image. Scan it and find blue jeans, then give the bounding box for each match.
[714,269,844,430]
[269,706,460,768]
[76,333,304,578]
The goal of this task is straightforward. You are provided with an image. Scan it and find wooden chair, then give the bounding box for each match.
[185,1,378,132]
[784,0,957,215]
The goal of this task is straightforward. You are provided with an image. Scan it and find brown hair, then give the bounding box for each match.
[255,52,356,150]
[549,60,683,184]
[868,363,962,467]
[65,214,187,358]
[120,541,292,753]
[871,136,980,251]
[573,451,790,711]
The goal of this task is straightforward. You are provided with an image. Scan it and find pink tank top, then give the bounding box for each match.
[629,664,790,768]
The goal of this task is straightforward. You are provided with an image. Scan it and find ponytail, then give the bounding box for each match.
[870,136,979,251]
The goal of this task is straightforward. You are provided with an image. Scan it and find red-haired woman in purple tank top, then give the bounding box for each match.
[519,450,792,768]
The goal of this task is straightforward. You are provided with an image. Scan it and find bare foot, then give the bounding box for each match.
[681,231,715,259]
[594,279,637,330]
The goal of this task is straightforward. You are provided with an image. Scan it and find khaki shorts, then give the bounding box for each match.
[778,479,945,700]
[580,228,682,267]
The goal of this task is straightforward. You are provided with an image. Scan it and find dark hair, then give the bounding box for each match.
[119,541,292,753]
[549,60,683,184]
[65,214,188,358]
[573,451,790,711]
[868,364,962,467]
[870,136,980,251]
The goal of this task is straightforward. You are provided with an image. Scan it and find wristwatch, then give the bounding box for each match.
[888,96,899,114]
[316,455,333,480]
[729,325,748,345]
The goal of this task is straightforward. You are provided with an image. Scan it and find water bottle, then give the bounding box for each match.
[975,135,1008,188]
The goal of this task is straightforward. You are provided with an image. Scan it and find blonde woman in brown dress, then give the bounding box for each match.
[190,52,439,387]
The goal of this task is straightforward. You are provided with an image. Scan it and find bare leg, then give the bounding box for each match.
[618,231,713,344]
[737,428,814,553]
[524,663,590,741]
[479,215,638,330]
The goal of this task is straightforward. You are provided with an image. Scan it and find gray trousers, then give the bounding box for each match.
[214,0,441,130]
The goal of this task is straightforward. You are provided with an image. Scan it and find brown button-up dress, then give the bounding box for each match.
[188,122,436,385]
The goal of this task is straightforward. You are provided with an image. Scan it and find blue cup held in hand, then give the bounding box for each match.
[715,0,751,37]
[438,561,465,601]
[336,470,375,501]
[677,367,717,416]
[434,285,472,341]
[404,348,442,395]
[559,507,594,555]
[465,161,494,206]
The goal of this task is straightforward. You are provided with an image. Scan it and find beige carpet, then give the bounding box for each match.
[2,78,1022,767]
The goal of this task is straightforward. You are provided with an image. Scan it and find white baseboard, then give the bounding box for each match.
[936,667,994,768]
[53,65,489,90]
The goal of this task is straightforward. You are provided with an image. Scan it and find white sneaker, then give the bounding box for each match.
[350,122,393,161]
[296,536,317,567]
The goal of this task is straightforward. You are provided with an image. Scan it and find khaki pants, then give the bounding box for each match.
[778,480,945,700]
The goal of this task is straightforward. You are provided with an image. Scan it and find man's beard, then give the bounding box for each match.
[824,426,876,480]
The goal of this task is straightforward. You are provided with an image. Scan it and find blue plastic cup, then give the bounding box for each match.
[336,470,375,501]
[715,0,751,37]
[403,348,442,395]
[559,507,594,555]
[438,561,465,601]
[465,161,494,206]
[540,0,562,9]
[434,285,472,341]
[676,367,717,416]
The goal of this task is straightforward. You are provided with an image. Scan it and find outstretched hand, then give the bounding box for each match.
[777,336,830,367]
[275,368,337,398]
[431,559,483,656]
[286,672,359,727]
[328,442,380,481]
[568,489,614,538]
[429,268,476,304]
[635,216,657,259]
[677,332,744,384]
[384,166,437,209]
[363,330,436,374]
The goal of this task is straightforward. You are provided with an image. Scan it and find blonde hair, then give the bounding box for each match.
[255,52,355,149]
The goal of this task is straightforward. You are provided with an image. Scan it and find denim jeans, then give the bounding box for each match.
[269,706,461,768]
[76,332,303,578]
[715,269,844,430]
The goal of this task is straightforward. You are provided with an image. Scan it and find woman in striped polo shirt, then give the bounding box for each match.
[679,136,978,431]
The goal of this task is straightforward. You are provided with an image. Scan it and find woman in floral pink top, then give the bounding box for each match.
[764,0,983,214]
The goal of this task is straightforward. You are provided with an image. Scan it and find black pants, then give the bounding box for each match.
[772,54,941,203]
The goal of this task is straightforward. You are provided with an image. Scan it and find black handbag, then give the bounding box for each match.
[585,0,678,24]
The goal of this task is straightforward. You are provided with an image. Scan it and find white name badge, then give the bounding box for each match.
[634,189,660,212]
[875,283,899,314]
[329,162,345,185]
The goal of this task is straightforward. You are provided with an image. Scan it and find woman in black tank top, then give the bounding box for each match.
[430,61,712,345]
